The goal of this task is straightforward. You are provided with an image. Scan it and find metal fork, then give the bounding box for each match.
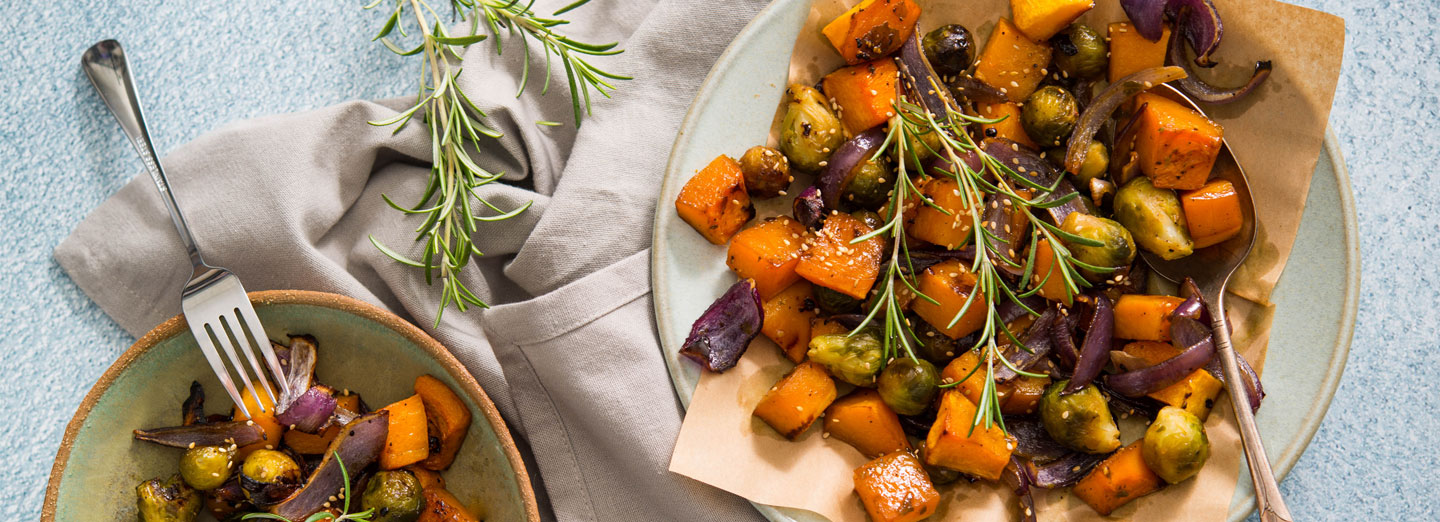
[81,39,285,418]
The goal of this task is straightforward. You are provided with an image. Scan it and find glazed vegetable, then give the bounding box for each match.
[726,216,808,299]
[1012,0,1095,41]
[418,487,482,522]
[1065,293,1114,392]
[239,449,302,506]
[940,350,993,407]
[1040,380,1121,454]
[1181,179,1244,248]
[1122,0,1224,65]
[1114,177,1195,260]
[379,394,431,470]
[414,375,471,471]
[134,420,266,449]
[680,279,763,373]
[1113,294,1187,341]
[924,390,1014,481]
[852,451,941,522]
[137,475,202,522]
[203,479,247,520]
[779,85,846,172]
[181,381,205,427]
[1003,375,1052,415]
[993,307,1058,382]
[807,331,885,387]
[907,177,976,249]
[876,358,940,416]
[1115,344,1224,420]
[1061,213,1136,276]
[796,213,885,299]
[972,18,1052,102]
[675,154,754,245]
[981,138,1095,224]
[820,0,922,65]
[275,385,338,434]
[921,24,975,76]
[823,59,901,135]
[1031,240,1074,306]
[911,259,988,340]
[1021,85,1079,147]
[1063,66,1188,177]
[1002,456,1038,522]
[1142,406,1211,484]
[1032,451,1107,488]
[761,281,819,363]
[1129,92,1223,190]
[791,185,827,229]
[179,445,233,491]
[1074,140,1109,188]
[911,318,959,365]
[270,412,390,520]
[1051,23,1107,79]
[1008,417,1070,463]
[846,159,894,210]
[978,102,1038,149]
[283,392,363,455]
[1107,23,1171,83]
[1106,327,1216,399]
[233,387,283,460]
[819,127,887,209]
[753,361,838,439]
[1167,27,1273,104]
[738,146,792,199]
[361,470,425,522]
[1074,441,1162,515]
[814,284,862,315]
[824,388,911,458]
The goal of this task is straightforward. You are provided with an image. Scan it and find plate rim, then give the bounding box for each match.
[42,289,540,522]
[649,3,1358,520]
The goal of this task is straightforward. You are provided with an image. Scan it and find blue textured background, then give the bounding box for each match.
[1,0,1434,520]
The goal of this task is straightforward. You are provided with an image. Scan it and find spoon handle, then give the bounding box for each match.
[1209,293,1293,522]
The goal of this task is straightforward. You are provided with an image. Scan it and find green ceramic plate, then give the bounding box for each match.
[44,290,539,522]
[650,2,1357,521]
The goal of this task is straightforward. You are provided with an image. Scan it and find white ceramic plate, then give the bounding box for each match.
[650,2,1357,520]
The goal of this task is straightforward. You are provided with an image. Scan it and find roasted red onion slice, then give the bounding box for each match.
[1167,0,1224,67]
[680,279,763,372]
[1120,0,1170,41]
[1003,457,1038,522]
[1167,26,1272,104]
[1105,316,1216,396]
[1009,416,1070,463]
[1050,312,1081,369]
[982,139,1094,225]
[994,307,1058,382]
[270,411,389,520]
[818,127,888,209]
[1031,451,1107,488]
[1064,66,1187,175]
[133,420,266,448]
[275,385,338,434]
[897,32,958,117]
[181,381,206,426]
[1064,294,1113,393]
[278,336,318,412]
[792,185,826,229]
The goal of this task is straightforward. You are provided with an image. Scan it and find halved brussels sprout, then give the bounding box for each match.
[1142,406,1211,484]
[779,85,845,172]
[179,445,233,491]
[136,475,202,522]
[1060,213,1136,276]
[1051,24,1108,80]
[922,24,976,77]
[239,449,302,507]
[1022,86,1079,148]
[361,470,425,522]
[1075,140,1109,188]
[813,285,862,314]
[807,331,885,386]
[843,158,892,209]
[1113,177,1194,260]
[739,145,791,199]
[877,358,940,415]
[1039,380,1122,454]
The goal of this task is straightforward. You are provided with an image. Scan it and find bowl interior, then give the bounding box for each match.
[46,292,533,521]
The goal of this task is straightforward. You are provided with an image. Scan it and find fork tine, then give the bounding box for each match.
[191,322,251,419]
[236,303,287,398]
[231,306,281,408]
[215,317,266,413]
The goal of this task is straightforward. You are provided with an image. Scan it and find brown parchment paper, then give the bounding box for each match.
[670,0,1343,520]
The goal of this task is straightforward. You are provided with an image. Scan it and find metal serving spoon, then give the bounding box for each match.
[1138,85,1292,522]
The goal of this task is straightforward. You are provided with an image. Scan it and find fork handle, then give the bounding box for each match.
[81,40,205,271]
[1206,288,1294,522]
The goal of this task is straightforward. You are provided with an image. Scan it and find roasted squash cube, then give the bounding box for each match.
[1119,341,1226,419]
[825,388,911,458]
[810,316,850,341]
[911,259,987,339]
[939,350,990,405]
[1031,239,1074,306]
[727,216,809,299]
[1073,441,1162,516]
[1108,23,1171,83]
[924,390,1014,481]
[676,155,755,244]
[796,213,885,300]
[908,177,977,249]
[1113,294,1186,341]
[853,451,940,522]
[821,0,922,65]
[753,361,838,439]
[762,281,818,363]
[973,18,1052,102]
[978,102,1038,149]
[824,59,900,135]
[1011,0,1095,41]
[1131,92,1224,191]
[1001,375,1050,415]
[1180,180,1244,248]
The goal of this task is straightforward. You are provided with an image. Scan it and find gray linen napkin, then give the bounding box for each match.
[55,0,772,520]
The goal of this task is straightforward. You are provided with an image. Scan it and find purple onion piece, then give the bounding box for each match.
[680,279,763,373]
[983,191,1029,275]
[1064,294,1114,393]
[947,75,1009,105]
[897,32,958,117]
[898,412,936,439]
[1172,296,1204,322]
[1167,0,1224,67]
[332,406,360,426]
[1032,451,1107,488]
[133,420,267,449]
[982,139,1095,224]
[1105,317,1215,396]
[1204,351,1266,413]
[1167,26,1272,104]
[275,385,339,434]
[1120,0,1169,41]
[791,186,826,229]
[182,381,205,426]
[1100,381,1163,417]
[1003,457,1038,522]
[270,341,292,381]
[923,149,982,177]
[1009,416,1070,463]
[905,247,976,276]
[1050,312,1081,369]
[278,336,318,412]
[1064,66,1188,175]
[818,127,887,209]
[270,411,389,520]
[995,308,1058,382]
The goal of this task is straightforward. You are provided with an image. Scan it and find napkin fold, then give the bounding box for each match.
[55,0,771,520]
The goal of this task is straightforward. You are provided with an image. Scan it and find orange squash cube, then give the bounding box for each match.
[676,155,755,244]
[1001,375,1050,415]
[912,259,988,339]
[1113,294,1186,341]
[939,350,990,405]
[1131,92,1224,190]
[1011,0,1095,41]
[1181,180,1244,248]
[1119,341,1226,419]
[1074,441,1163,516]
[810,316,849,341]
[978,102,1038,149]
[825,388,911,458]
[924,390,1014,481]
[823,59,901,135]
[232,387,283,460]
[853,451,941,522]
[727,216,809,299]
[821,0,922,65]
[1108,23,1172,83]
[909,177,977,249]
[796,213,885,300]
[973,18,1052,102]
[1031,238,1075,306]
[753,361,838,440]
[418,487,483,522]
[762,281,818,363]
[378,394,430,470]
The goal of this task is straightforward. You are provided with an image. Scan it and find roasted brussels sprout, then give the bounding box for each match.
[1060,213,1136,276]
[807,331,885,386]
[136,475,202,522]
[877,358,940,415]
[1021,86,1079,147]
[1051,24,1108,79]
[239,449,302,507]
[1143,406,1211,484]
[1075,140,1109,188]
[1039,380,1122,454]
[813,285,862,314]
[902,126,942,171]
[178,445,234,491]
[739,145,792,198]
[843,158,891,209]
[360,470,425,522]
[922,24,976,77]
[779,84,845,172]
[1113,177,1195,260]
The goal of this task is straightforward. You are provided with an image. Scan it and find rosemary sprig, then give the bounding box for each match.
[240,451,373,522]
[362,0,626,325]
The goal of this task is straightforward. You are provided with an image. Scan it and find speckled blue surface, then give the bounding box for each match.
[2,0,1435,520]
